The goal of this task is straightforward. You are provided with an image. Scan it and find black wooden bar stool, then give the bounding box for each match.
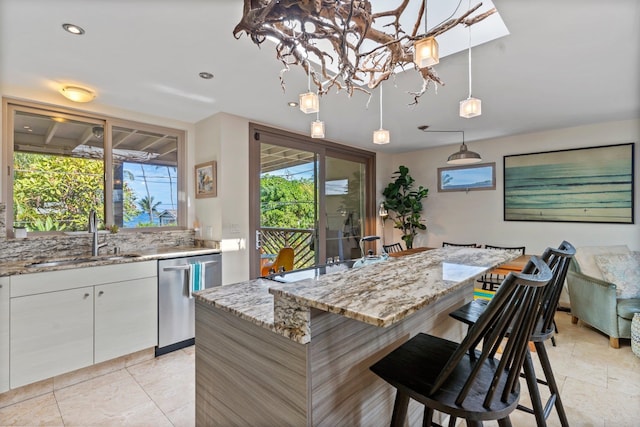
[449,241,575,427]
[370,256,552,427]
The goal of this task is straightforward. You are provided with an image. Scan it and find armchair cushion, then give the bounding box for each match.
[573,245,630,279]
[618,299,640,321]
[595,252,640,299]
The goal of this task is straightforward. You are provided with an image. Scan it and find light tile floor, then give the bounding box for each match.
[1,313,638,426]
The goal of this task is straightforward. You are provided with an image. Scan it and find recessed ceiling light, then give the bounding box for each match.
[288,101,298,107]
[23,125,30,129]
[199,72,214,79]
[417,125,430,131]
[62,23,85,35]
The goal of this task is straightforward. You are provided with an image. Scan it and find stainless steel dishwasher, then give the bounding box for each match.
[156,253,221,356]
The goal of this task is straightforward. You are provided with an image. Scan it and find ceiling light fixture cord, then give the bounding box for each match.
[424,0,428,34]
[468,23,472,98]
[379,86,383,129]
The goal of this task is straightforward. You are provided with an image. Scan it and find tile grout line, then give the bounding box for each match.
[125,360,177,426]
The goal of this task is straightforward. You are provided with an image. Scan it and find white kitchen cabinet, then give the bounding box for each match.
[8,260,158,389]
[10,287,94,388]
[0,277,9,393]
[95,277,157,363]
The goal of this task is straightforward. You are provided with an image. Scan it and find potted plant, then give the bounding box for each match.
[382,165,429,249]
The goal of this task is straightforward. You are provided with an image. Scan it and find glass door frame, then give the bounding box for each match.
[248,123,376,279]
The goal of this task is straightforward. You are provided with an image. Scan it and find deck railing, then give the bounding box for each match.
[260,227,315,269]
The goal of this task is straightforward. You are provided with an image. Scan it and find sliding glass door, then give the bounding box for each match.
[249,124,375,278]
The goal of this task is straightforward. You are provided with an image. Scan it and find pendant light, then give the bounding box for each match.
[373,86,390,144]
[310,96,325,138]
[459,2,481,118]
[447,132,482,164]
[414,0,439,68]
[299,62,319,114]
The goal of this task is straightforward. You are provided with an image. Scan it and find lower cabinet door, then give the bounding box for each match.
[94,277,158,363]
[10,287,94,388]
[1,277,9,393]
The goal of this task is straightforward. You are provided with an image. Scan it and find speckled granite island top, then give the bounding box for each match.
[195,247,519,344]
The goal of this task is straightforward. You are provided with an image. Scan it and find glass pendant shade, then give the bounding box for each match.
[447,142,482,165]
[373,129,390,145]
[299,92,319,114]
[310,120,325,138]
[413,37,439,68]
[459,97,482,118]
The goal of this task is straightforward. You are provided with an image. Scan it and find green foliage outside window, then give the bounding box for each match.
[13,153,138,232]
[260,175,315,229]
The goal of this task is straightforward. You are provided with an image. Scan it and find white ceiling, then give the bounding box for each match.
[1,0,639,153]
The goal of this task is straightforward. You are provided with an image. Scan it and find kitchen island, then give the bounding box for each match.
[194,247,518,426]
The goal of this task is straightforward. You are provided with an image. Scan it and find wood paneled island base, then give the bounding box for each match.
[196,291,467,426]
[194,248,519,426]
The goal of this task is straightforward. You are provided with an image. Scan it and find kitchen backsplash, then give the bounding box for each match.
[0,203,196,262]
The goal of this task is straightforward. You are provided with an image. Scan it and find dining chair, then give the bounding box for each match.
[260,247,294,276]
[382,242,403,254]
[442,241,480,248]
[449,241,575,427]
[371,256,552,427]
[477,245,526,292]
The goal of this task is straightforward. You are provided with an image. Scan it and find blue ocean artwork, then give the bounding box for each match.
[440,164,494,191]
[504,144,633,223]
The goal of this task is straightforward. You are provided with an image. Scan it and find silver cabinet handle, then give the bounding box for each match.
[162,260,217,272]
[163,265,189,271]
[98,291,104,296]
[83,293,90,299]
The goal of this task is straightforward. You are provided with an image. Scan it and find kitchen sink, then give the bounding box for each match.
[25,253,142,269]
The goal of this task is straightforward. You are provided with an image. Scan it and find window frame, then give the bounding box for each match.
[3,98,187,235]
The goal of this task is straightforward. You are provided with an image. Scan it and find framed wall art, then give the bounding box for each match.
[437,162,496,192]
[195,161,217,198]
[504,143,634,223]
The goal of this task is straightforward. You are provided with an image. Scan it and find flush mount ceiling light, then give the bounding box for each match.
[199,72,214,79]
[62,23,85,35]
[59,85,95,103]
[234,1,495,104]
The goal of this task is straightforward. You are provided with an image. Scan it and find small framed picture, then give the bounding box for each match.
[195,161,217,198]
[437,162,496,192]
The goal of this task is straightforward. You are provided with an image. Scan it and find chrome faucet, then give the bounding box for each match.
[88,210,107,256]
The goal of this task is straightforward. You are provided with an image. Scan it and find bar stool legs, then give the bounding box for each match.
[519,342,569,427]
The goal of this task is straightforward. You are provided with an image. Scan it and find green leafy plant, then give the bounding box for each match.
[382,165,429,249]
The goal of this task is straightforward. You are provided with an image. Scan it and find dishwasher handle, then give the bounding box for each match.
[162,260,217,272]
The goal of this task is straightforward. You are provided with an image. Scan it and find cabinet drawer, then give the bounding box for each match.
[10,260,157,297]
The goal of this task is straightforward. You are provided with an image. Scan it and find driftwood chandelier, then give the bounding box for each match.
[233,0,496,105]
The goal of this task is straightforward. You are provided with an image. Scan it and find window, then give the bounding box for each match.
[5,101,186,233]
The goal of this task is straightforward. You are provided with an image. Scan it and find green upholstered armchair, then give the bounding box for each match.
[566,248,640,349]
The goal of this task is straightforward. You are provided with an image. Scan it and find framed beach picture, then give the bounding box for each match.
[437,162,496,192]
[195,161,217,198]
[504,143,634,223]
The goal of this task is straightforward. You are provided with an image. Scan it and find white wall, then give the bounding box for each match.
[195,112,250,285]
[389,119,640,254]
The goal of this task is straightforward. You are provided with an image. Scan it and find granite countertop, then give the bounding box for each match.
[195,247,519,344]
[0,246,221,277]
